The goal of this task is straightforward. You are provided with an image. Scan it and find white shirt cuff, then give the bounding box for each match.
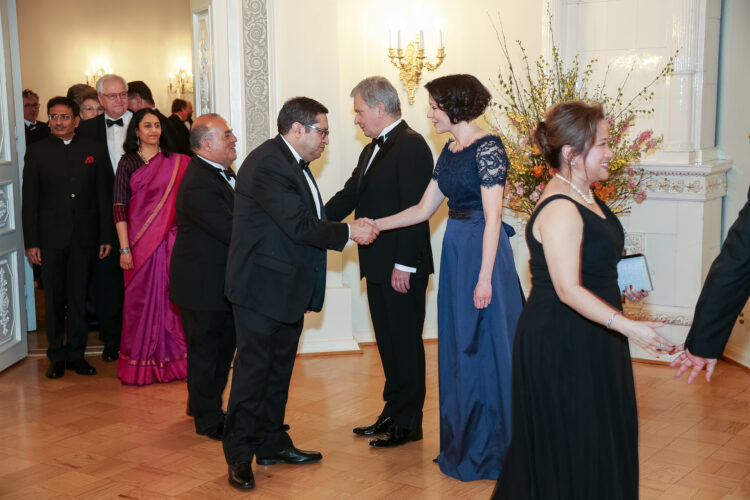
[394,263,416,273]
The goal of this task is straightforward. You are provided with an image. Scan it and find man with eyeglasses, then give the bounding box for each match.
[77,74,131,362]
[22,96,113,379]
[222,97,380,490]
[22,89,50,145]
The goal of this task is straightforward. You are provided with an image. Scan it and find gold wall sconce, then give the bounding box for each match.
[388,29,445,104]
[85,58,112,87]
[168,60,194,100]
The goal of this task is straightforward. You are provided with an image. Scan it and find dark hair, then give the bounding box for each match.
[22,89,39,100]
[79,89,99,104]
[66,83,96,104]
[424,74,491,124]
[533,101,604,170]
[127,80,154,104]
[47,96,79,116]
[277,96,328,134]
[123,108,173,155]
[171,98,188,113]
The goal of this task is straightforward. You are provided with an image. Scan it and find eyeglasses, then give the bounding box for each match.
[48,113,73,121]
[100,92,128,100]
[304,123,329,138]
[81,106,104,112]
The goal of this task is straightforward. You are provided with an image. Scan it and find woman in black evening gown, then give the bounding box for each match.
[492,101,674,499]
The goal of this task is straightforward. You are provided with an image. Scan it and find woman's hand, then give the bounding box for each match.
[473,279,492,309]
[622,284,649,302]
[619,318,673,358]
[120,253,133,270]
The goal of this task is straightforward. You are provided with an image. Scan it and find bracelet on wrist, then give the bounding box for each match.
[605,311,621,329]
[119,247,131,255]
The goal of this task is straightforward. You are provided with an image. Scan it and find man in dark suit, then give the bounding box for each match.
[23,89,50,145]
[170,113,237,441]
[77,73,131,362]
[672,185,750,382]
[168,99,193,156]
[22,96,113,378]
[325,76,434,448]
[222,97,379,490]
[127,80,178,148]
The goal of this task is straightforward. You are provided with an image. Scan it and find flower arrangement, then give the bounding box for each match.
[489,17,676,219]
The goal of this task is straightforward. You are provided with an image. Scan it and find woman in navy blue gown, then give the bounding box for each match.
[376,74,524,480]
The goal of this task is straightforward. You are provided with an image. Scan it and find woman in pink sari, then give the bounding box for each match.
[114,108,189,385]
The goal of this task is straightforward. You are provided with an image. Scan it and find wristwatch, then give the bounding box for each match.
[119,247,131,255]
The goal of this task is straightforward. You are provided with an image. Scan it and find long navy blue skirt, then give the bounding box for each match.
[435,213,524,481]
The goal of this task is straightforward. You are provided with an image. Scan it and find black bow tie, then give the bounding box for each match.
[223,168,236,180]
[371,136,386,147]
[106,118,124,128]
[298,159,310,171]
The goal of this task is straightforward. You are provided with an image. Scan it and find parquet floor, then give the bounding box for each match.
[0,343,748,499]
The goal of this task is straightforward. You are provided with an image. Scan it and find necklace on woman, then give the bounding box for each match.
[138,147,160,165]
[554,173,594,204]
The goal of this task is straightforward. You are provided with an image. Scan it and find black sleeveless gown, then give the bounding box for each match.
[492,194,638,499]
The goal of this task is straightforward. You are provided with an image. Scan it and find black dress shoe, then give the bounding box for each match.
[66,359,97,375]
[369,426,423,448]
[45,361,65,379]
[353,415,394,436]
[228,462,255,490]
[102,346,119,362]
[197,421,224,441]
[256,446,322,465]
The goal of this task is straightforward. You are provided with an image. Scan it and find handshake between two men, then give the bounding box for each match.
[350,218,380,245]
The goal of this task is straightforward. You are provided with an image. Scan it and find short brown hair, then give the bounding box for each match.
[533,101,604,169]
[424,74,491,124]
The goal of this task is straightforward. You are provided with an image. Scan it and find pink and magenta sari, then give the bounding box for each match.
[118,153,189,385]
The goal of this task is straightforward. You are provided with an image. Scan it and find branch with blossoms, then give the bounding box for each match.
[488,12,676,219]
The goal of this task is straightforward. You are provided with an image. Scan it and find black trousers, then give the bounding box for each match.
[223,304,303,464]
[94,250,123,350]
[40,245,94,362]
[179,308,236,432]
[366,275,428,429]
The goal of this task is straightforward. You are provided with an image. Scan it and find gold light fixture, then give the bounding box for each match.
[85,58,113,87]
[388,29,445,104]
[168,60,194,100]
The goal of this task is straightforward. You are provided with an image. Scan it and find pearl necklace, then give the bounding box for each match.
[554,173,594,204]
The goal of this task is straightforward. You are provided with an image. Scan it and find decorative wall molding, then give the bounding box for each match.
[623,303,695,326]
[0,252,18,349]
[624,232,645,254]
[192,8,214,115]
[640,160,731,201]
[242,0,271,151]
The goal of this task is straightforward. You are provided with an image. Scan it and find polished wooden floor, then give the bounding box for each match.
[0,343,748,499]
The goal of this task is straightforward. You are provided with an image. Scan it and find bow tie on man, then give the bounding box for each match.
[371,135,386,147]
[223,168,236,180]
[106,118,124,128]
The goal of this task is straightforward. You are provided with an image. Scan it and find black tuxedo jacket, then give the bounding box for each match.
[25,122,50,145]
[225,135,349,323]
[685,186,750,358]
[170,156,234,311]
[22,134,113,249]
[325,120,434,283]
[77,113,116,175]
[167,114,192,156]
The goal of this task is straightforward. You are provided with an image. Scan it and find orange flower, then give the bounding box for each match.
[532,165,544,178]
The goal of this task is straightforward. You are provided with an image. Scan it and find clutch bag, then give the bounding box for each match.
[617,253,653,292]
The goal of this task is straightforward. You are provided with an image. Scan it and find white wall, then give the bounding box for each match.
[17,0,192,118]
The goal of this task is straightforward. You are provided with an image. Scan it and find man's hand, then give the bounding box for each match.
[670,344,718,383]
[350,218,379,245]
[26,248,41,265]
[391,268,411,294]
[99,245,112,259]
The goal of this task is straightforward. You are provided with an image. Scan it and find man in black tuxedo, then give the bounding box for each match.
[222,97,379,490]
[672,185,750,382]
[22,97,113,378]
[168,99,193,156]
[127,80,178,148]
[23,89,50,145]
[77,73,131,362]
[325,76,434,448]
[170,113,238,441]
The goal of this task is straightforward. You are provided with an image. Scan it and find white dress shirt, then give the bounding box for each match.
[281,136,322,218]
[105,110,132,174]
[197,155,235,189]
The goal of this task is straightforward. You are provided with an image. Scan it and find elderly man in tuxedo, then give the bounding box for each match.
[222,96,379,490]
[22,96,112,378]
[77,73,131,362]
[170,113,238,440]
[672,185,750,382]
[167,98,194,156]
[23,89,50,145]
[325,76,434,448]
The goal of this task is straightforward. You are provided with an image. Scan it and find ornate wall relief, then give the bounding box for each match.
[641,161,731,201]
[193,8,214,115]
[242,0,271,150]
[0,252,18,348]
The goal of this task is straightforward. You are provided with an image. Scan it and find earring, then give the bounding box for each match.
[570,159,575,167]
[137,136,141,147]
